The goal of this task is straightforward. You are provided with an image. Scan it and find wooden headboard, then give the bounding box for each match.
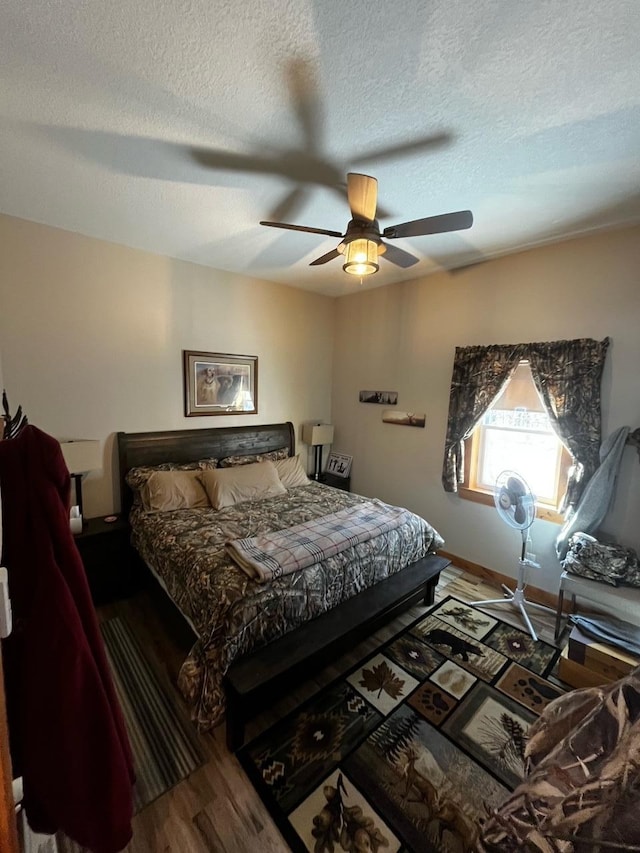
[117,421,295,516]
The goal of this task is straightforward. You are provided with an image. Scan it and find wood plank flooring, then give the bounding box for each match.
[101,566,562,853]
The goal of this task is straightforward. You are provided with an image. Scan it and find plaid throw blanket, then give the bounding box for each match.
[226,500,411,582]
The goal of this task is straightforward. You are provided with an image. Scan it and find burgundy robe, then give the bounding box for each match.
[0,426,134,852]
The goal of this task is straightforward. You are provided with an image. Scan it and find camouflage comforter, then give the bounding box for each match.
[130,482,444,730]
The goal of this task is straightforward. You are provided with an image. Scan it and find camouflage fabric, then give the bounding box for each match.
[563,531,640,587]
[479,666,640,851]
[130,482,444,730]
[442,338,609,516]
[218,446,289,467]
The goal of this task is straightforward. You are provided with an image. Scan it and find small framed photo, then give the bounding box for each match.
[382,410,425,428]
[359,390,398,405]
[326,452,352,478]
[183,350,258,417]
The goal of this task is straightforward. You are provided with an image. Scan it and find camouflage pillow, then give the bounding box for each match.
[219,447,290,467]
[125,458,218,493]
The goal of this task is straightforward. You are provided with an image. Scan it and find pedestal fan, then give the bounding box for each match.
[472,470,554,642]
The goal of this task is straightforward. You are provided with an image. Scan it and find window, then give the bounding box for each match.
[460,362,570,522]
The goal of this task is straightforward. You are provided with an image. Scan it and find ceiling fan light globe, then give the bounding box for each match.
[344,261,379,276]
[343,238,379,276]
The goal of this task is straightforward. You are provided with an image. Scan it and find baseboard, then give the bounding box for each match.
[438,550,570,613]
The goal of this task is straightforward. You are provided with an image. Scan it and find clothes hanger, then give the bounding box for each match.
[1,392,28,440]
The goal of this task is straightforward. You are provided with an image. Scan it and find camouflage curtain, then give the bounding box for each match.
[441,344,524,491]
[528,337,610,514]
[441,338,609,509]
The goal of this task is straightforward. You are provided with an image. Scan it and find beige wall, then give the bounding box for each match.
[331,226,640,594]
[0,214,335,516]
[2,212,638,595]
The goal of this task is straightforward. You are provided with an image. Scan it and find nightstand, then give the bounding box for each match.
[317,472,351,492]
[73,516,136,605]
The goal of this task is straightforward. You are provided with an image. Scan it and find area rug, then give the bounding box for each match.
[238,595,564,853]
[100,616,206,811]
[50,617,206,853]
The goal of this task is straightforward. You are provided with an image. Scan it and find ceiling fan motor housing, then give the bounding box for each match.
[343,218,382,244]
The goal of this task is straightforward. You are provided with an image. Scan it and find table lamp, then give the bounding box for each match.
[59,439,101,527]
[302,423,334,480]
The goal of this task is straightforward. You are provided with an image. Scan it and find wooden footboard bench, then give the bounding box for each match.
[224,553,449,751]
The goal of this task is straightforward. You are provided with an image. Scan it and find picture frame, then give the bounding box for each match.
[382,410,426,428]
[326,451,353,478]
[183,350,258,417]
[359,390,398,405]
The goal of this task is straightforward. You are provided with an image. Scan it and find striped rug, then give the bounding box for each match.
[100,616,206,812]
[37,618,206,853]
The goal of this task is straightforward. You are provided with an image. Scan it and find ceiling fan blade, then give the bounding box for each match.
[260,221,344,238]
[309,248,341,266]
[380,242,420,268]
[383,210,473,239]
[354,132,452,165]
[347,173,378,222]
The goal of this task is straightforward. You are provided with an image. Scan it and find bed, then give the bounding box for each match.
[117,421,445,730]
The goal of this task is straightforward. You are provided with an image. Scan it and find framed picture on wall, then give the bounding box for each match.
[326,451,353,478]
[183,350,258,416]
[382,410,425,427]
[359,390,398,405]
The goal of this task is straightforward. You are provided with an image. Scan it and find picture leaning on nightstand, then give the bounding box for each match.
[325,451,352,478]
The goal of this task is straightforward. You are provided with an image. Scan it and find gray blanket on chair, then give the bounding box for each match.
[556,425,630,560]
[570,613,640,657]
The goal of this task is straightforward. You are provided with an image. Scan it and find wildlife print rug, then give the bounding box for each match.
[238,595,564,853]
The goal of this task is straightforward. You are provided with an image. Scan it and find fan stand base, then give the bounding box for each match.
[471,561,555,643]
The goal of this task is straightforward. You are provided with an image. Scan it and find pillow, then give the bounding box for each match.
[141,470,210,512]
[273,455,310,489]
[125,458,218,493]
[219,447,290,468]
[198,461,287,510]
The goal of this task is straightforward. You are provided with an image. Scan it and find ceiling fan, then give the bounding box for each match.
[260,173,473,276]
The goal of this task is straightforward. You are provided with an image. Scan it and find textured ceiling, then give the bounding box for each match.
[1,0,639,297]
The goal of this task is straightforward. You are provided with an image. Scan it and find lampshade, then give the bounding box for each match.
[302,423,334,447]
[343,239,379,276]
[59,440,101,474]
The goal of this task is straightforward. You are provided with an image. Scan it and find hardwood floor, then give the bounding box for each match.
[101,566,561,853]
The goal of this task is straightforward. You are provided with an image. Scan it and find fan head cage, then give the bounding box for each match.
[494,470,536,530]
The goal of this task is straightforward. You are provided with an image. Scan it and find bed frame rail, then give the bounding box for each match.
[225,553,450,751]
